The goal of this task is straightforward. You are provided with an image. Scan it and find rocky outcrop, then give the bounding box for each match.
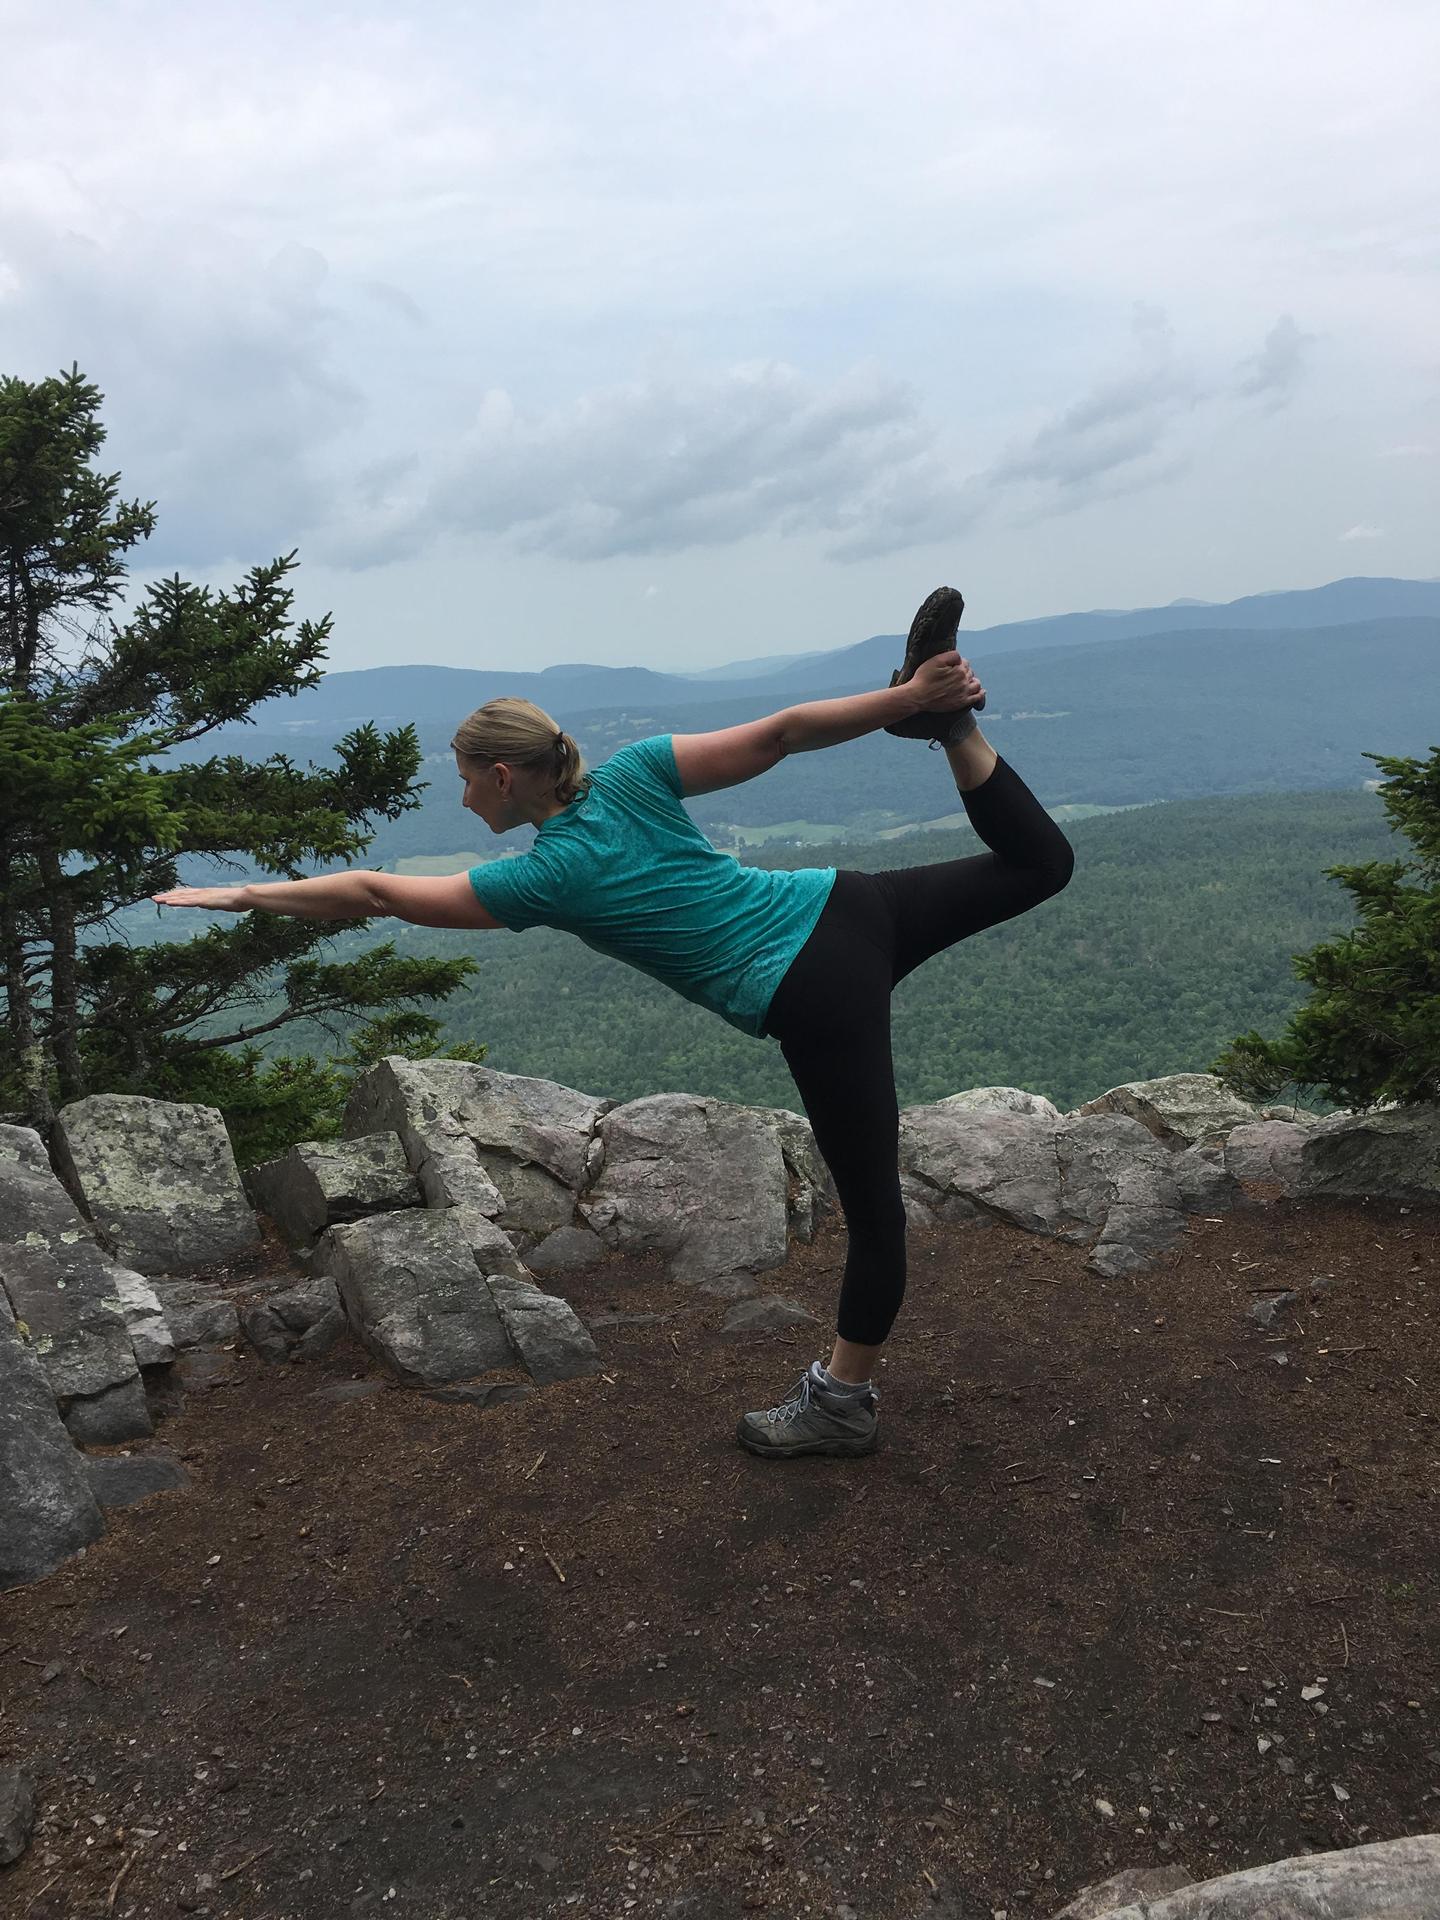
[0,1291,105,1590]
[1059,1832,1440,1917]
[343,1056,611,1242]
[1078,1072,1262,1147]
[246,1133,420,1245]
[581,1093,790,1292]
[51,1094,261,1274]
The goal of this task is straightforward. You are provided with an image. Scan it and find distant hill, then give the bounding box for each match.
[224,575,1440,740]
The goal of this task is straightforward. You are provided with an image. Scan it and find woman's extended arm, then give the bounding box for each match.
[151,871,500,929]
[672,650,983,796]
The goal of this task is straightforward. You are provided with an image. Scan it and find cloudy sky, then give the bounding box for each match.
[3,0,1437,671]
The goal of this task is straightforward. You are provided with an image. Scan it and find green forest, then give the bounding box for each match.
[257,784,1398,1114]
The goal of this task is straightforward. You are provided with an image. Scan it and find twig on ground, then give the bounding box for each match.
[106,1853,134,1911]
[219,1845,274,1882]
[1342,1622,1351,1667]
[523,1451,546,1480]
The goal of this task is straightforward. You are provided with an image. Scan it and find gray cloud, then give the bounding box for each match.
[1235,314,1315,407]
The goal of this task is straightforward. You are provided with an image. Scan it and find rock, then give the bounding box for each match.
[1298,1103,1440,1204]
[245,1133,420,1245]
[1224,1120,1309,1194]
[51,1094,260,1274]
[85,1448,188,1509]
[525,1220,607,1276]
[0,1765,37,1866]
[1250,1290,1299,1329]
[316,1209,518,1385]
[939,1085,1062,1119]
[0,1133,94,1247]
[0,1122,51,1174]
[110,1266,174,1368]
[241,1277,344,1363]
[147,1279,239,1351]
[485,1273,603,1385]
[581,1093,789,1289]
[0,1238,146,1406]
[62,1374,153,1445]
[721,1297,819,1336]
[419,1381,535,1408]
[764,1107,838,1244]
[1072,1832,1440,1917]
[343,1056,612,1239]
[0,1292,105,1590]
[1259,1104,1326,1127]
[1076,1072,1259,1147]
[1051,1865,1193,1917]
[900,1106,1068,1236]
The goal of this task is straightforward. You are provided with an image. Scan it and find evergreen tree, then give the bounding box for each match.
[0,366,479,1142]
[1214,747,1440,1109]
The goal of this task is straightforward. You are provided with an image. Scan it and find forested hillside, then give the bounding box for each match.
[260,786,1399,1113]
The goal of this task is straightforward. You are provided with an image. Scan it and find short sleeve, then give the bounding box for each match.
[467,854,549,930]
[606,734,683,799]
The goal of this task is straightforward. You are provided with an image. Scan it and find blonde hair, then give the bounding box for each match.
[450,697,591,807]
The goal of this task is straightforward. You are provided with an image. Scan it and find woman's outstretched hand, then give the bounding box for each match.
[909,650,986,713]
[150,886,249,913]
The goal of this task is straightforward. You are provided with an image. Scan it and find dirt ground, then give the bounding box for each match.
[2,1186,1439,1920]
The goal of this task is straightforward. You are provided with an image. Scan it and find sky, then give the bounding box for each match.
[3,0,1438,672]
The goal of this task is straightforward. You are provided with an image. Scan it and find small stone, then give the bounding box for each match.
[1333,1783,1351,1802]
[1094,1798,1115,1818]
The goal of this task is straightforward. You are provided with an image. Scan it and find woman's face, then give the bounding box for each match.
[457,752,511,832]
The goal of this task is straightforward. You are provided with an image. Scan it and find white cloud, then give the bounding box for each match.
[1340,523,1385,541]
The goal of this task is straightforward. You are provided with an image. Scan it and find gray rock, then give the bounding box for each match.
[62,1374,153,1445]
[110,1266,174,1367]
[0,1122,51,1175]
[721,1296,819,1335]
[581,1093,789,1288]
[938,1085,1062,1119]
[0,1765,37,1866]
[1250,1289,1299,1329]
[764,1107,838,1244]
[51,1094,260,1274]
[1076,1072,1258,1146]
[1052,1866,1194,1919]
[316,1209,517,1385]
[525,1220,607,1275]
[242,1276,344,1361]
[1172,1142,1238,1213]
[419,1381,535,1408]
[343,1056,612,1237]
[1259,1103,1327,1127]
[1076,1832,1440,1917]
[245,1133,420,1245]
[1225,1120,1310,1194]
[147,1279,239,1350]
[241,1302,291,1363]
[0,1150,94,1248]
[85,1448,188,1510]
[0,1293,105,1591]
[0,1238,143,1403]
[485,1273,602,1386]
[1298,1103,1440,1204]
[295,1305,347,1360]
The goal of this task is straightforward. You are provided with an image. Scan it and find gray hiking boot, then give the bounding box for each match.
[735,1364,880,1460]
[884,584,985,749]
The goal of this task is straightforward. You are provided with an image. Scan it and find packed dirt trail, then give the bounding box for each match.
[2,1191,1437,1920]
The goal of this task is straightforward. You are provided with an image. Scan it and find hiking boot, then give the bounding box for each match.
[735,1364,880,1460]
[884,584,985,747]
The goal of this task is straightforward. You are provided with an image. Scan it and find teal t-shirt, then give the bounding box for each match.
[467,735,836,1036]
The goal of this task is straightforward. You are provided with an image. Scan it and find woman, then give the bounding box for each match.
[153,588,1074,1461]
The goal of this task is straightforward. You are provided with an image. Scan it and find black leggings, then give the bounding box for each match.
[761,755,1075,1346]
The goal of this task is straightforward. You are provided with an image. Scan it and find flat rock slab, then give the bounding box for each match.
[316,1209,519,1385]
[582,1093,789,1288]
[344,1055,612,1238]
[245,1132,420,1245]
[1078,1832,1440,1917]
[0,1294,104,1591]
[85,1448,188,1510]
[52,1093,260,1275]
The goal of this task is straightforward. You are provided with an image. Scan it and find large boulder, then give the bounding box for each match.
[1063,1832,1440,1917]
[0,1292,105,1590]
[314,1208,524,1385]
[580,1093,789,1291]
[899,1105,1237,1274]
[51,1094,260,1274]
[0,1240,151,1442]
[245,1133,420,1246]
[1298,1103,1440,1203]
[1076,1072,1259,1147]
[1225,1119,1310,1193]
[343,1056,612,1243]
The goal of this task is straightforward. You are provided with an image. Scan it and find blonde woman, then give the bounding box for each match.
[154,589,1074,1460]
